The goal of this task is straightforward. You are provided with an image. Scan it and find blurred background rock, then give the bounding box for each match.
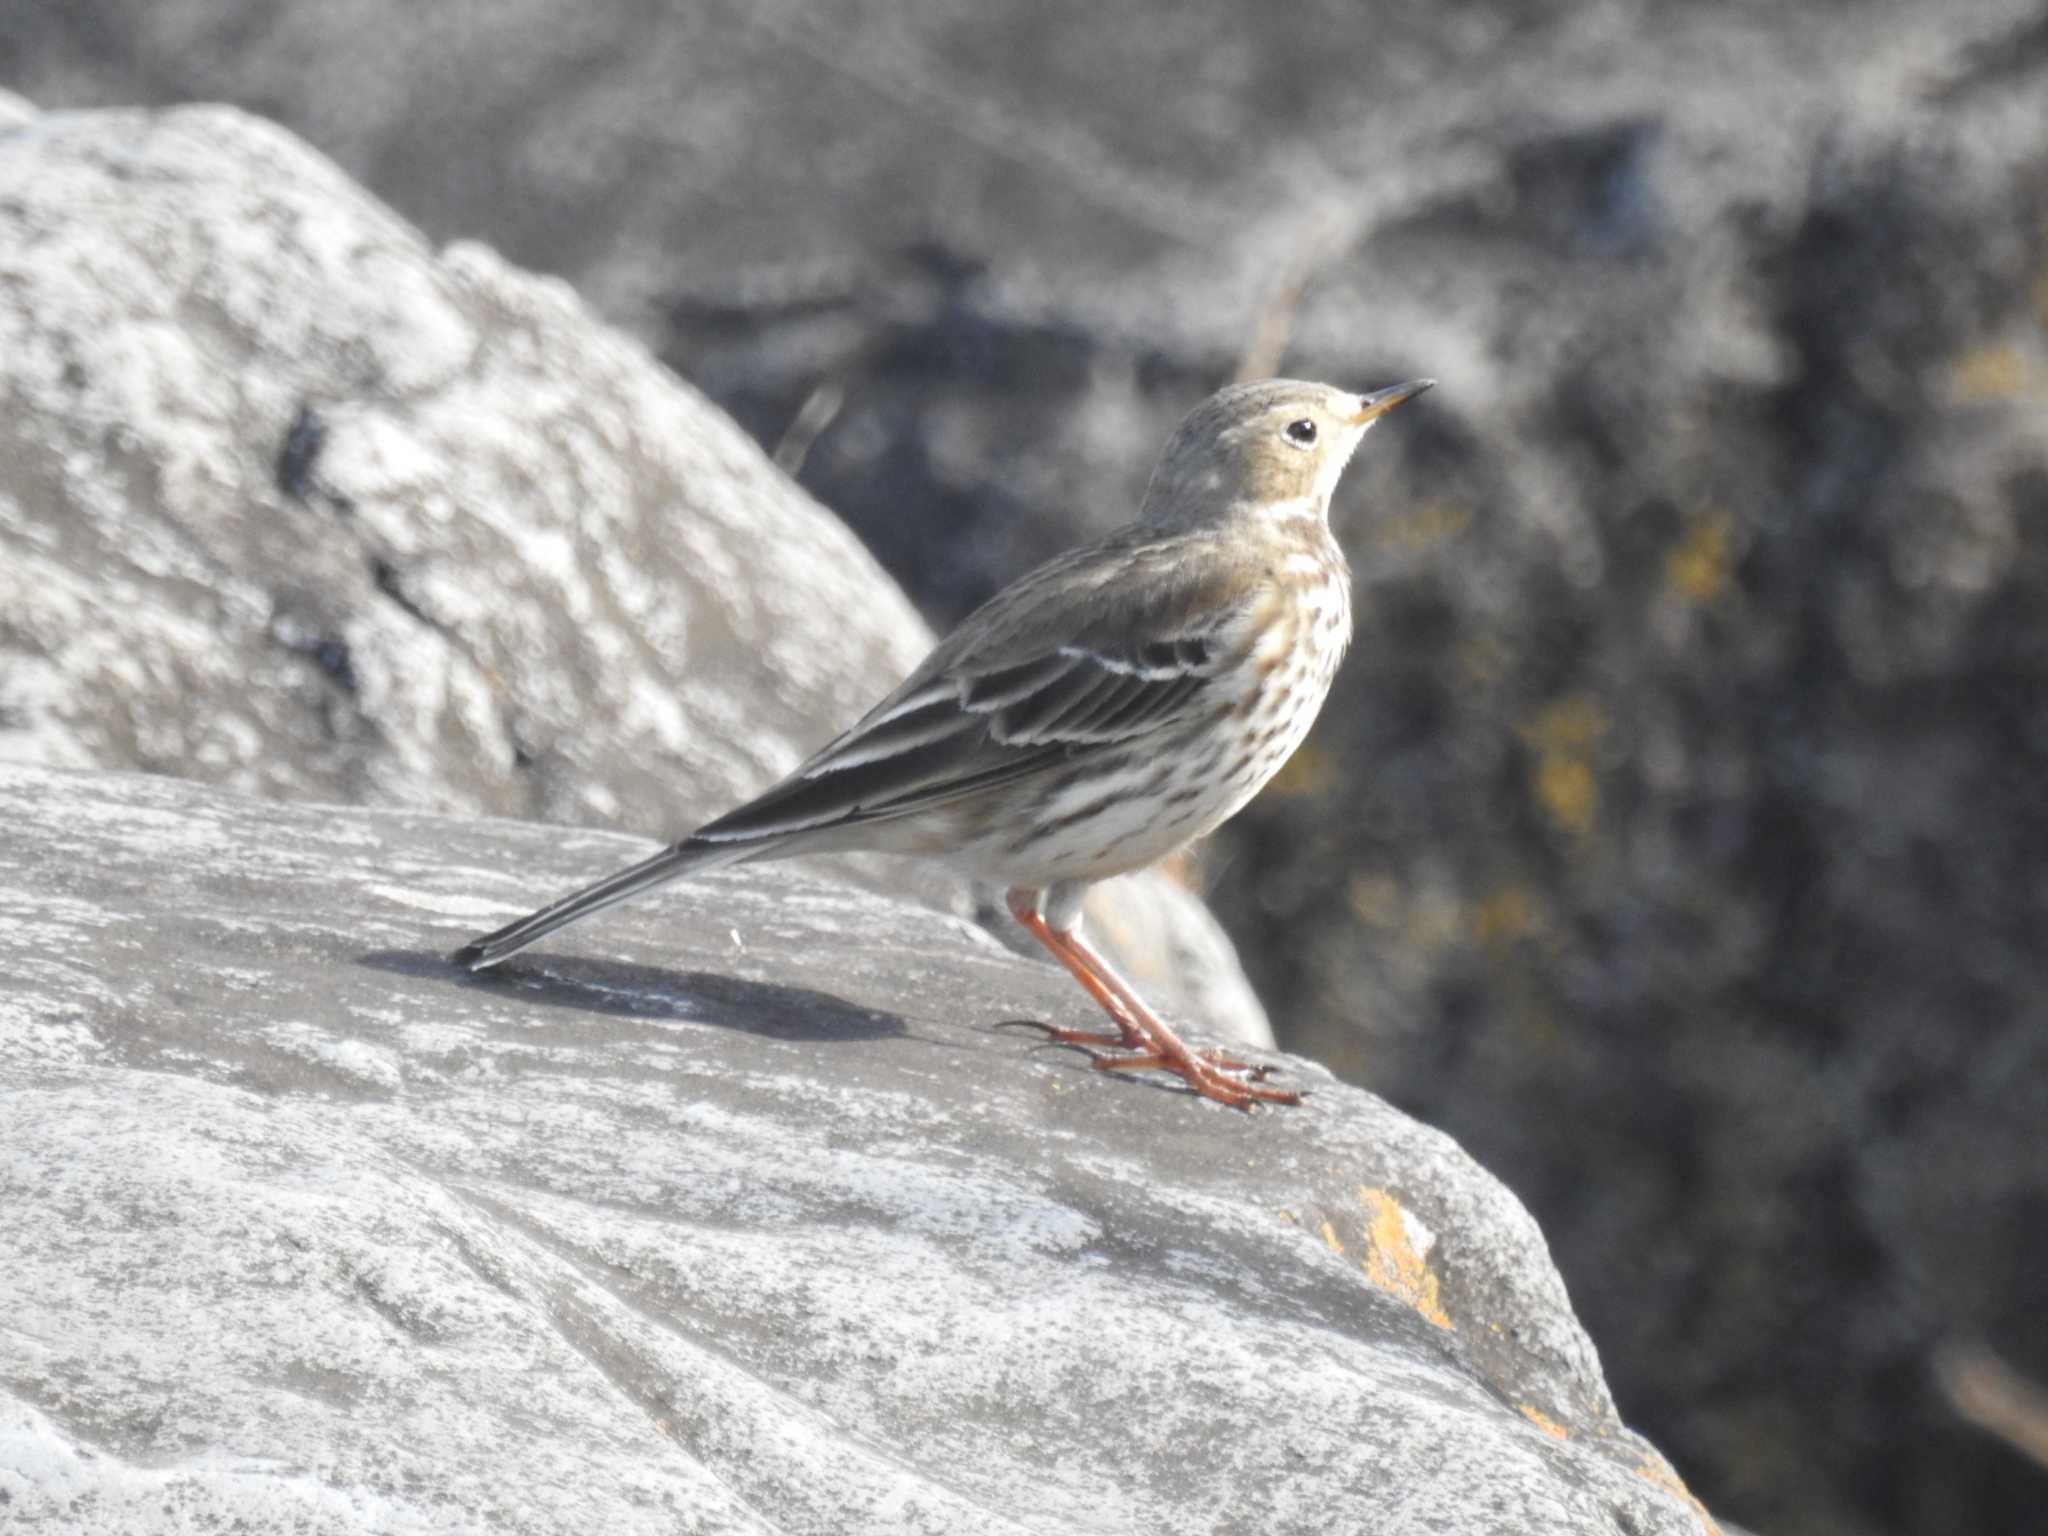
[5,2,2046,1533]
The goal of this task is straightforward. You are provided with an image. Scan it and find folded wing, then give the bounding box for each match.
[689,532,1253,847]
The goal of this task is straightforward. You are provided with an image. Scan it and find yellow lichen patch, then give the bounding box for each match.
[1517,1405,1570,1440]
[1357,1188,1453,1330]
[1633,1451,1723,1536]
[1346,874,1475,952]
[1267,741,1336,797]
[1373,496,1474,553]
[1319,1219,1345,1257]
[1520,695,1606,837]
[1665,509,1732,604]
[1472,883,1536,945]
[1346,873,1399,927]
[1534,757,1597,835]
[1951,341,2026,400]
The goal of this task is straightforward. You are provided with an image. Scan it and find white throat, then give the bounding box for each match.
[1254,494,1326,525]
[1314,421,1372,505]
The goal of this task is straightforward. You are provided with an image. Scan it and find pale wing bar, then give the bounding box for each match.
[984,641,1216,745]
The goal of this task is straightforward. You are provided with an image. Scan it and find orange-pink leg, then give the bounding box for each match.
[1004,890,1301,1110]
[1055,922,1271,1078]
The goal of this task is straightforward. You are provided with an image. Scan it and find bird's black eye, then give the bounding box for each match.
[1284,418,1318,447]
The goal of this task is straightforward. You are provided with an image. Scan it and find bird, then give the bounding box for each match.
[453,376,1434,1108]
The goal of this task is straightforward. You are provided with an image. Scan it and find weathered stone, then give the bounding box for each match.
[0,763,1713,1534]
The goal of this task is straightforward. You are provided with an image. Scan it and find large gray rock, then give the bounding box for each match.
[0,98,1268,1047]
[0,763,1716,1534]
[0,100,920,826]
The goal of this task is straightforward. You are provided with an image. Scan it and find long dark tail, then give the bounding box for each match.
[451,838,762,970]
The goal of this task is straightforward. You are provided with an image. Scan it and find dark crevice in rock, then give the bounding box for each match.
[275,401,331,505]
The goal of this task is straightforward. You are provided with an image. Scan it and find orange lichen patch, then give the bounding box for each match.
[1319,1219,1346,1257]
[1472,883,1536,945]
[1357,1187,1452,1330]
[1267,741,1336,797]
[1665,509,1732,604]
[1633,1451,1723,1536]
[1951,341,2026,400]
[1520,695,1606,836]
[1517,1405,1570,1440]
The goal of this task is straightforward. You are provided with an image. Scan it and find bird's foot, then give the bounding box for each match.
[1089,1049,1303,1110]
[998,1018,1271,1078]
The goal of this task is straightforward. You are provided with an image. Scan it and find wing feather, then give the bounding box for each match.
[688,528,1260,847]
[960,653,1084,711]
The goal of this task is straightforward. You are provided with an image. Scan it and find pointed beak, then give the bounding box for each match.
[1350,378,1435,425]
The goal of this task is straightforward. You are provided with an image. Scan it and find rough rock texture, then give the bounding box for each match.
[0,98,1268,1047]
[9,8,2048,1531]
[0,763,1715,1534]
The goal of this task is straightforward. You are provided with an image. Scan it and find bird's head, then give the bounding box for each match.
[1138,377,1433,530]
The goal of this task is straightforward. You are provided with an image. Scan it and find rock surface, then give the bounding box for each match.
[0,97,1268,1047]
[0,763,1713,1534]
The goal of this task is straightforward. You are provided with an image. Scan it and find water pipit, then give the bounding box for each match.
[454,377,1433,1108]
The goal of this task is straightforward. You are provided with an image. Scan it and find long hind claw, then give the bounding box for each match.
[995,1018,1144,1050]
